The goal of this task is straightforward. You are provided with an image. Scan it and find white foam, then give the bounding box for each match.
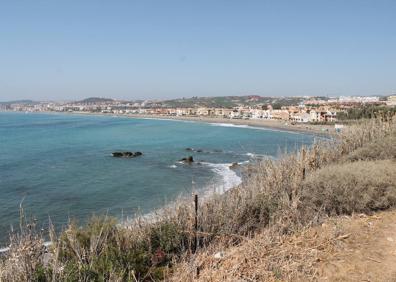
[122,161,244,227]
[169,164,177,168]
[136,117,197,124]
[245,152,274,160]
[201,162,243,194]
[209,123,249,128]
[0,241,52,254]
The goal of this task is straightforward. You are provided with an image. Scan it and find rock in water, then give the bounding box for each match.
[112,151,143,158]
[112,152,124,157]
[229,162,239,169]
[179,156,194,163]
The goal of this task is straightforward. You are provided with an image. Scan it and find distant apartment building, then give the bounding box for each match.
[291,112,310,123]
[176,108,196,116]
[387,95,396,106]
[197,107,211,116]
[309,109,337,122]
[270,110,289,120]
[214,108,233,118]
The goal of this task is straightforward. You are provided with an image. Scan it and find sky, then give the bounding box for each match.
[0,0,395,101]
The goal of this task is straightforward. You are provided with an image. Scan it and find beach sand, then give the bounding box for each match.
[22,110,334,135]
[124,114,334,135]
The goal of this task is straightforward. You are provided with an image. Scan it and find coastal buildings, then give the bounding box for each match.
[2,95,394,124]
[387,96,396,106]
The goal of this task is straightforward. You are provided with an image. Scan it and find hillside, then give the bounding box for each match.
[172,209,396,281]
[158,95,306,108]
[0,100,38,105]
[170,124,396,281]
[78,97,115,104]
[0,117,395,281]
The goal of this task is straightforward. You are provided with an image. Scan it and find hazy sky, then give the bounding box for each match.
[1,0,395,101]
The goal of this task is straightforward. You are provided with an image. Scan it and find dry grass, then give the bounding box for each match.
[170,224,338,282]
[1,117,395,281]
[344,134,396,162]
[171,210,396,282]
[301,160,396,217]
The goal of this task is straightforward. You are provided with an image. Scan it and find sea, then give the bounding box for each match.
[0,112,315,244]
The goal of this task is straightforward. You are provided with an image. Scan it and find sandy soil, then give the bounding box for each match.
[319,211,396,281]
[170,210,396,281]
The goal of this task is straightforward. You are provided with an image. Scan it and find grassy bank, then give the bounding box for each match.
[0,117,395,281]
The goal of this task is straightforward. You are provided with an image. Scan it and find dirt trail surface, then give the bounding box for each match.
[171,210,396,282]
[319,210,396,282]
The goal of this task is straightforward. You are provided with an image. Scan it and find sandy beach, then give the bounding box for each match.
[10,110,334,136]
[123,114,334,136]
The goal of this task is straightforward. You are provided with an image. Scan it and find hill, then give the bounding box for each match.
[78,97,115,104]
[159,95,305,108]
[0,100,38,105]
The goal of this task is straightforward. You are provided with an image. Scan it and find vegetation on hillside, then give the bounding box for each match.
[0,116,395,281]
[0,100,38,105]
[78,97,115,104]
[160,96,305,108]
[337,105,396,120]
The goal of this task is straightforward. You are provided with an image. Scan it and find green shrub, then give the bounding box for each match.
[54,217,187,281]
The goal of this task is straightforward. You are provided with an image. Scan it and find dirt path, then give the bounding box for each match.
[319,211,396,281]
[170,210,396,281]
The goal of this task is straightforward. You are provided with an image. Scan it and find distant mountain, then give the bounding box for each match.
[78,97,115,104]
[0,99,38,105]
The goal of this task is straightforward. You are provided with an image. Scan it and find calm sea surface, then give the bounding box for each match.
[0,112,314,243]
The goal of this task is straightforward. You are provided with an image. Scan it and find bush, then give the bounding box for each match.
[345,133,396,162]
[301,160,396,217]
[55,217,187,281]
[337,105,396,120]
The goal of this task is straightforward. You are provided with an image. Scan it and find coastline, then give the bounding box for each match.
[125,114,334,136]
[0,110,320,251]
[3,110,333,136]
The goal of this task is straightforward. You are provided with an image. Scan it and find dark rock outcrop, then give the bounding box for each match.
[179,156,194,163]
[112,151,143,158]
[229,162,239,169]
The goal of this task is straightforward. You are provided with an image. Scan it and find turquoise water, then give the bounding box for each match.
[0,112,314,243]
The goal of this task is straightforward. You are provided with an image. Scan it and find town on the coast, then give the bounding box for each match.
[1,95,396,124]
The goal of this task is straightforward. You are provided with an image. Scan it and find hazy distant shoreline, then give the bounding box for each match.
[3,110,332,135]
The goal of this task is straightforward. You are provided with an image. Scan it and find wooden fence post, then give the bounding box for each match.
[194,194,198,253]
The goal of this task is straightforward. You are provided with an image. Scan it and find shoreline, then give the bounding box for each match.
[125,114,333,136]
[0,110,322,250]
[2,110,333,136]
